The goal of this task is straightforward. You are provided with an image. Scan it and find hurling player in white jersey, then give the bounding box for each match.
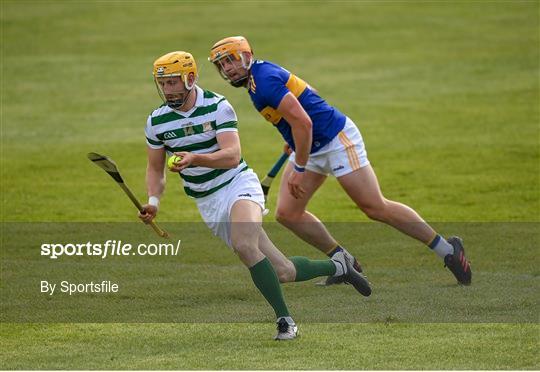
[138,51,371,340]
[209,36,472,287]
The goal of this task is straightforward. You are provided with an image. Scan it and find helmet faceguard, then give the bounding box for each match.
[209,36,253,87]
[153,51,198,109]
[154,76,194,109]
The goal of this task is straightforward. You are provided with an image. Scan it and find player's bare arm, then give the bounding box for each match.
[139,146,166,224]
[276,92,313,199]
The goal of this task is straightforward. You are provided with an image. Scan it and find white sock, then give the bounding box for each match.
[277,316,295,325]
[429,234,453,259]
[331,252,346,276]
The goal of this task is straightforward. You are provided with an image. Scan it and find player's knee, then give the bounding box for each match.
[361,201,388,221]
[275,208,299,225]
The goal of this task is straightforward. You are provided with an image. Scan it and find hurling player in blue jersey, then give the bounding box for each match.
[209,36,472,287]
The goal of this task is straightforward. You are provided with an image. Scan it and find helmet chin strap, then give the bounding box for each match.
[233,53,252,87]
[230,76,248,87]
[167,88,193,109]
[229,57,251,87]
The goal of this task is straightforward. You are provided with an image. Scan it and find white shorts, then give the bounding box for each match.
[195,169,265,248]
[289,117,370,177]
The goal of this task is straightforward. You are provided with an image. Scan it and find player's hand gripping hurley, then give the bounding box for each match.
[87,152,169,238]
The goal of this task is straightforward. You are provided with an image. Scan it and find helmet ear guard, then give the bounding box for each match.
[182,71,197,90]
[239,51,253,70]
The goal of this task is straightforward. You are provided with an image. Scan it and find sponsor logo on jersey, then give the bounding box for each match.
[163,131,177,139]
[203,122,213,132]
[238,193,252,198]
[183,126,195,136]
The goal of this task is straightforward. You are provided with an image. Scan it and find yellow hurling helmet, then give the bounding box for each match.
[209,36,253,64]
[153,51,198,108]
[209,36,253,87]
[153,51,198,89]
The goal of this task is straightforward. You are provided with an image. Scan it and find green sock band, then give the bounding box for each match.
[249,257,290,318]
[289,256,337,282]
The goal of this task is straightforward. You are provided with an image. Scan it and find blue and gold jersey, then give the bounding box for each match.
[247,60,346,153]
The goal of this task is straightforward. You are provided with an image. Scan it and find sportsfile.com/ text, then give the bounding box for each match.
[40,240,181,259]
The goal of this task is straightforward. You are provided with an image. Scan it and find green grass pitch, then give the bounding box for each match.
[1,0,539,369]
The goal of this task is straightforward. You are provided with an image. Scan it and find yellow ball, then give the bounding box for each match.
[167,155,182,170]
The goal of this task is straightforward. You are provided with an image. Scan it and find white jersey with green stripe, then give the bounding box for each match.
[145,86,249,199]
